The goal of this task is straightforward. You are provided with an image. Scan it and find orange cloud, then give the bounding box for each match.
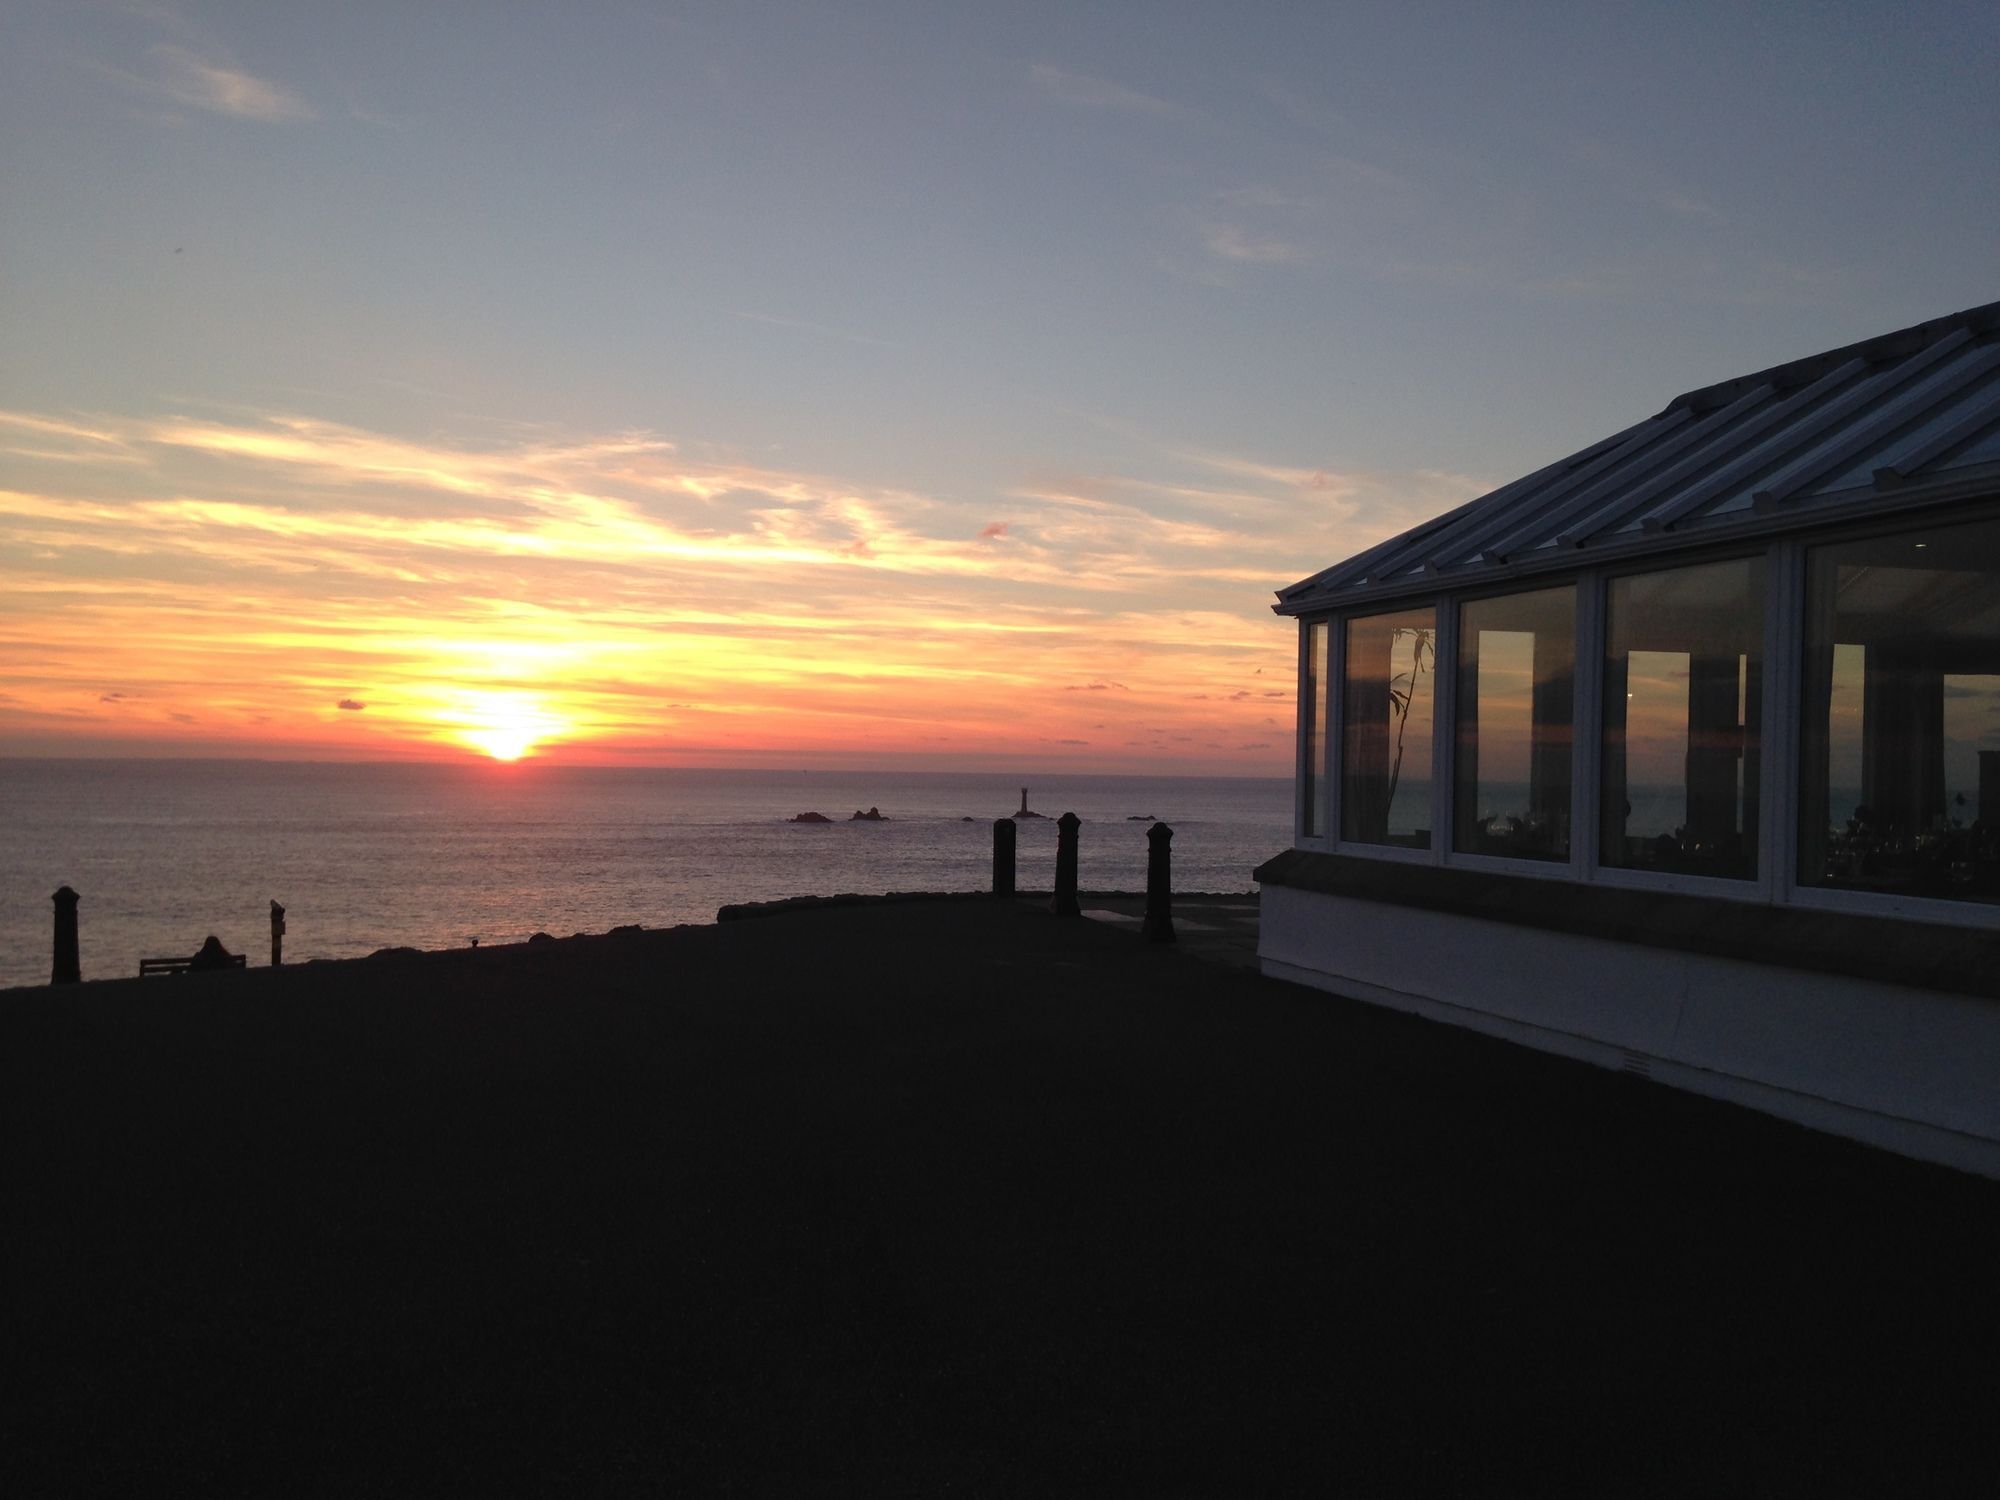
[0,406,1470,770]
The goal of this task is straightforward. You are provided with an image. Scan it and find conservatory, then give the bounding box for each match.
[1256,300,2000,1176]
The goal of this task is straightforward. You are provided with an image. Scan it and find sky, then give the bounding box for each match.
[2,1,1994,772]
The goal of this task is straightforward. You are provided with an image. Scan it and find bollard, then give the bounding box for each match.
[992,818,1016,897]
[270,900,287,967]
[1142,822,1176,944]
[51,885,80,985]
[1051,811,1081,918]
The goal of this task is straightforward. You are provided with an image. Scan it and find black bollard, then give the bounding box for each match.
[992,818,1016,897]
[51,885,80,985]
[1142,821,1176,944]
[1051,811,1081,918]
[270,899,287,967]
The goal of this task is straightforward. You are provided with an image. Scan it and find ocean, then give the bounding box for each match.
[0,760,1292,989]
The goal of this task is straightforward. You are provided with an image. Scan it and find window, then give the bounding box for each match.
[1301,619,1329,839]
[1602,557,1764,879]
[1454,585,1575,860]
[1800,514,2000,906]
[1342,605,1436,848]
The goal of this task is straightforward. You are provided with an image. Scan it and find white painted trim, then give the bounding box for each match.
[1574,567,1605,884]
[1764,537,1805,903]
[1258,886,2000,1179]
[1328,839,1435,865]
[1438,849,1578,880]
[1585,864,1770,902]
[1258,955,2000,1180]
[1293,619,1311,845]
[1785,884,2000,930]
[1325,615,1342,847]
[1429,594,1456,869]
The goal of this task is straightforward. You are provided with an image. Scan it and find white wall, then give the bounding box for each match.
[1259,883,2000,1178]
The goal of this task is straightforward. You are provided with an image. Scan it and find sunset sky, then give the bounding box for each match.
[3,2,1994,771]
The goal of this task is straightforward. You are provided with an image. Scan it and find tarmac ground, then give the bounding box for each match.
[6,896,1996,1493]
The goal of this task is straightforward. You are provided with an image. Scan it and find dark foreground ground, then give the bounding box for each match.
[5,899,1998,1495]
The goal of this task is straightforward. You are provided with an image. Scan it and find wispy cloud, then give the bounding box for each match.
[1030,63,1176,116]
[725,308,906,351]
[1200,222,1311,264]
[142,44,313,122]
[0,407,1462,769]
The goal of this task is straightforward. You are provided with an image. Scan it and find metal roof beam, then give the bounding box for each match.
[1417,415,1683,573]
[1519,382,1778,554]
[1753,337,2000,512]
[1874,391,2000,487]
[1619,356,1874,536]
[1639,330,1975,534]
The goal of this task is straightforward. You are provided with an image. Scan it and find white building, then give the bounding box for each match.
[1257,301,2000,1176]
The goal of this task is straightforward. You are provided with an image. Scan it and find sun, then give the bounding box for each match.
[448,690,571,762]
[466,724,538,761]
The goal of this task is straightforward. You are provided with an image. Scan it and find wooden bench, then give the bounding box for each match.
[138,953,247,977]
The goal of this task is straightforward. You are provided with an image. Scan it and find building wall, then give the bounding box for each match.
[1259,883,2000,1178]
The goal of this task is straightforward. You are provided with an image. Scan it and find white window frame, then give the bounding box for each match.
[1309,495,2000,930]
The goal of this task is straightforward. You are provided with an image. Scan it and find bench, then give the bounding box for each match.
[139,948,248,977]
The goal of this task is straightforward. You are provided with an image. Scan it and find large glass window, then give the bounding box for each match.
[1301,619,1329,839]
[1342,605,1436,848]
[1454,586,1575,860]
[1800,513,2000,906]
[1602,557,1764,878]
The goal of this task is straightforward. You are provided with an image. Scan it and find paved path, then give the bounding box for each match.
[1079,890,1261,968]
[6,897,1995,1493]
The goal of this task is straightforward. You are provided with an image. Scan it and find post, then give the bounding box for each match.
[1051,811,1081,918]
[270,900,287,967]
[51,885,80,985]
[1143,822,1176,944]
[992,818,1016,897]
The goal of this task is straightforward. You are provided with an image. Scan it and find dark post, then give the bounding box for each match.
[270,900,287,967]
[992,818,1016,897]
[1052,811,1081,918]
[51,885,80,985]
[1143,821,1176,944]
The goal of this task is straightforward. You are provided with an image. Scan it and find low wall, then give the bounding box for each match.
[1259,881,2000,1179]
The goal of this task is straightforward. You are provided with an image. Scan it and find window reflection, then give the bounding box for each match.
[1801,515,2000,905]
[1602,557,1764,878]
[1342,606,1435,848]
[1454,586,1574,860]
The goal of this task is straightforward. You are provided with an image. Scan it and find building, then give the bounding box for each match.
[1256,300,2000,1176]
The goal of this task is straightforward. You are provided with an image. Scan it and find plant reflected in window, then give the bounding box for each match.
[1342,606,1435,848]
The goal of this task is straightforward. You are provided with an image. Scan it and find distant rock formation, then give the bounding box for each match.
[1127,814,1156,821]
[789,811,832,823]
[850,806,887,821]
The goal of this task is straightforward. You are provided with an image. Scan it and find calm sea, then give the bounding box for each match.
[0,760,1292,989]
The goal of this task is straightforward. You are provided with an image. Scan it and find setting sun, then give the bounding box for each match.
[448,691,571,762]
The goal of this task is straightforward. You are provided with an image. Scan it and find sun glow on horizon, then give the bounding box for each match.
[444,690,573,762]
[0,404,1376,773]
